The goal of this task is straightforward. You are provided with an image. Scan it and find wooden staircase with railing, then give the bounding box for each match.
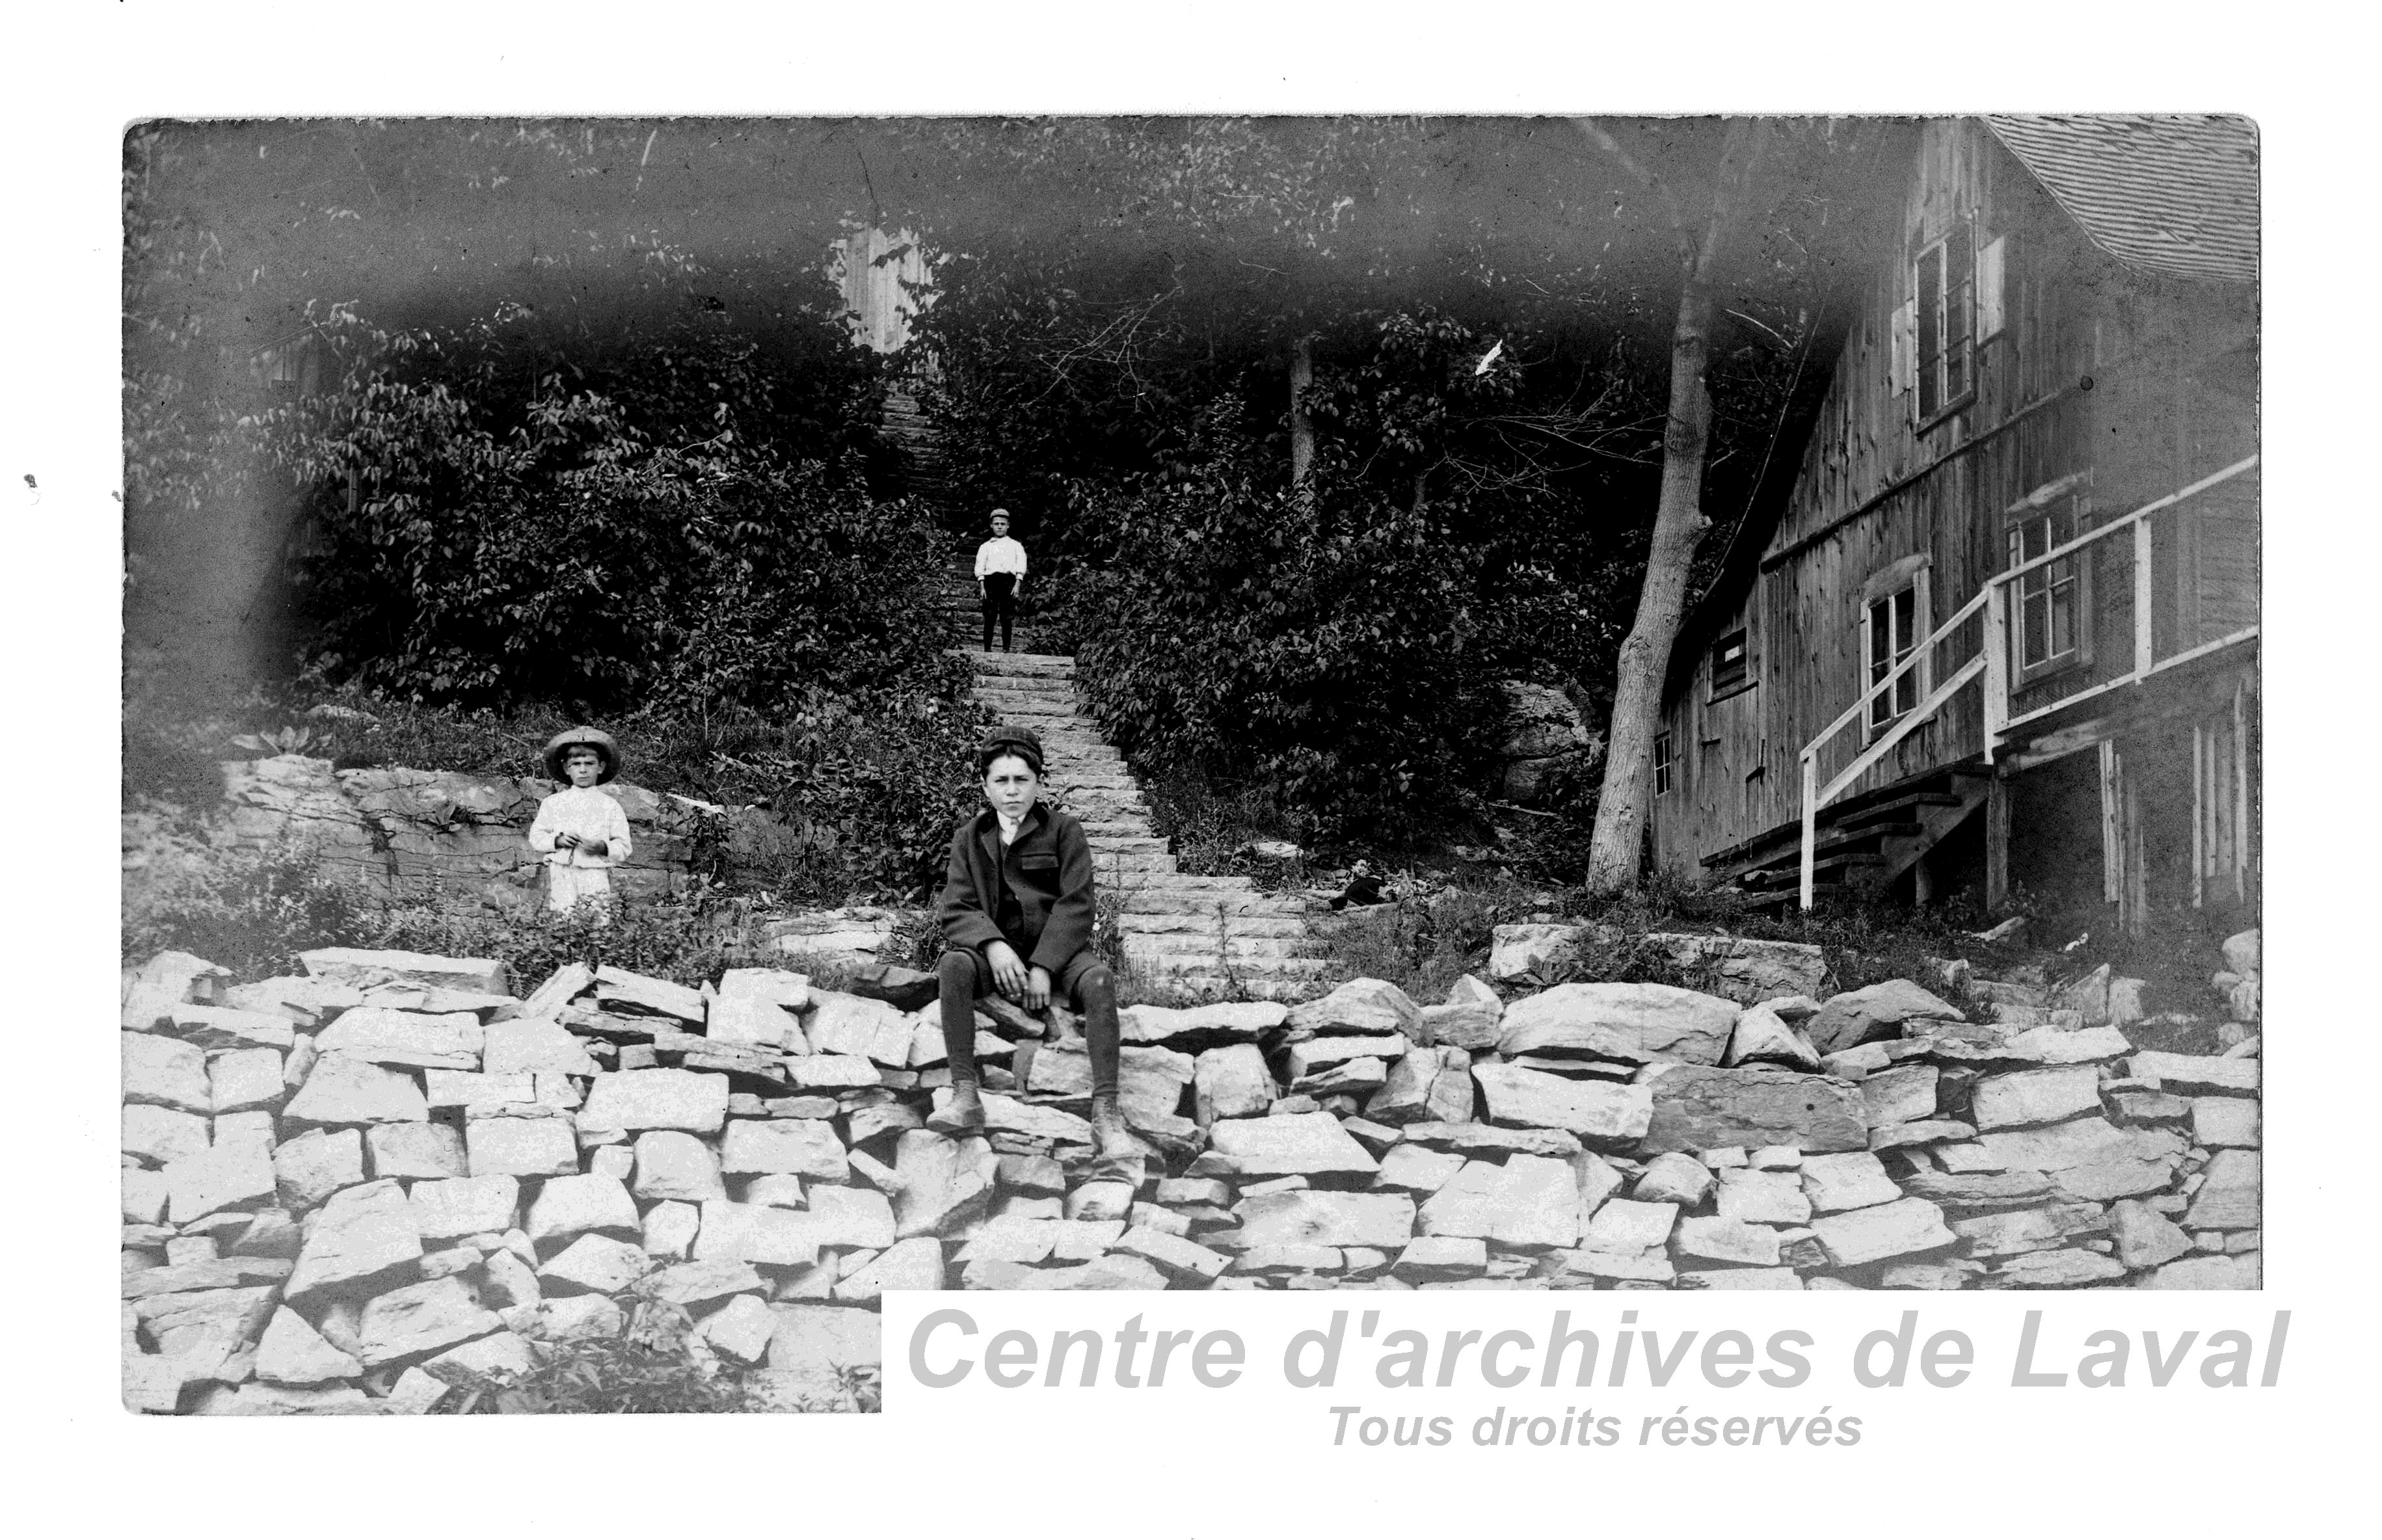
[1712,771,1989,906]
[1790,453,2259,909]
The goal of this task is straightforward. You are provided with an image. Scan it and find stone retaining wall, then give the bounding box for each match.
[119,922,2264,1415]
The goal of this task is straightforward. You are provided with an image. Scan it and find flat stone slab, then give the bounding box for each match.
[1674,1215,1783,1266]
[578,1069,730,1134]
[1121,1001,1289,1046]
[284,1056,431,1127]
[1495,982,1739,1067]
[1473,1063,1652,1141]
[301,948,507,995]
[1582,1197,1678,1252]
[526,1173,641,1248]
[1195,1044,1276,1122]
[1806,979,1965,1055]
[1376,1143,1469,1195]
[466,1117,580,1178]
[1859,1065,1940,1126]
[124,1032,213,1115]
[1285,978,1424,1042]
[594,965,706,1024]
[314,1007,484,1070]
[1799,1152,1903,1213]
[355,1276,500,1367]
[286,1179,422,1304]
[1972,1067,2105,1130]
[805,992,913,1061]
[1976,1115,2184,1173]
[1399,1122,1585,1159]
[1206,1113,1380,1176]
[410,1175,520,1241]
[1637,1064,1869,1155]
[366,1122,468,1181]
[695,1200,823,1268]
[1715,1168,1810,1225]
[159,1003,298,1054]
[1810,1197,1956,1266]
[2128,1052,2259,1095]
[1234,1190,1417,1249]
[481,1017,603,1076]
[721,1118,850,1180]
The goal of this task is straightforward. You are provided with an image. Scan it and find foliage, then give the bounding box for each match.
[245,304,945,715]
[121,837,375,980]
[428,1299,860,1415]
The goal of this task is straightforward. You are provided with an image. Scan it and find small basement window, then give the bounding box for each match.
[1653,732,1674,796]
[1710,629,1750,697]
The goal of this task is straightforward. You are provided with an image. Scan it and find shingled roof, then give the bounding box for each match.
[1984,114,2258,285]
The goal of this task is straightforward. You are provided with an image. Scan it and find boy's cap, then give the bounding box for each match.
[542,726,622,784]
[979,724,1043,770]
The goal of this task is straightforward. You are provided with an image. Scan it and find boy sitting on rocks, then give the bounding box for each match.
[928,725,1131,1159]
[528,726,633,918]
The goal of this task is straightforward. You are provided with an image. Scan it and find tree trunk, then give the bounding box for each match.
[1583,282,1717,894]
[1581,119,1763,896]
[1289,332,1315,491]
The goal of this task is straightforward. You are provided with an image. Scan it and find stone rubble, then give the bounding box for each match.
[121,928,2266,1413]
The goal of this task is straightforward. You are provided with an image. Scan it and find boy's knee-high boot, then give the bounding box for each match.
[1080,966,1131,1159]
[926,951,987,1135]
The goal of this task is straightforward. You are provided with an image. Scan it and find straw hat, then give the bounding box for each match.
[542,726,622,784]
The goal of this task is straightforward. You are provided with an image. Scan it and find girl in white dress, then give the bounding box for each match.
[528,727,633,917]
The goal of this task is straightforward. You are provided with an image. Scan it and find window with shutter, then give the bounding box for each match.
[1653,733,1674,797]
[1911,217,1981,427]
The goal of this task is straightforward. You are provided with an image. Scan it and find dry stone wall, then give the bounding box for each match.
[120,923,2264,1415]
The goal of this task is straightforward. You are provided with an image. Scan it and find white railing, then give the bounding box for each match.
[1798,453,2258,909]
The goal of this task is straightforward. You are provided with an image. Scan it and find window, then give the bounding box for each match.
[1710,630,1750,697]
[1653,733,1673,796]
[1891,219,2003,429]
[1914,223,1974,421]
[1861,556,1932,737]
[2006,475,2095,682]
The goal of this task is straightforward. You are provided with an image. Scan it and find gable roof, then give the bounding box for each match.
[1984,114,2258,285]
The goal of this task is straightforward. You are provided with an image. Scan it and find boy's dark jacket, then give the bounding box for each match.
[935,801,1097,972]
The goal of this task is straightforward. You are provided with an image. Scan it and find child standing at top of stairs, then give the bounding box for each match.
[974,507,1027,653]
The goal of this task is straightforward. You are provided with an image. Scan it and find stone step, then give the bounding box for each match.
[1092,853,1181,874]
[1117,912,1309,938]
[1086,836,1168,856]
[1124,935,1315,962]
[958,650,1075,678]
[1120,890,1307,918]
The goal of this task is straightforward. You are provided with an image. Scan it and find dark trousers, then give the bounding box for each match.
[937,947,1119,1098]
[980,574,1017,652]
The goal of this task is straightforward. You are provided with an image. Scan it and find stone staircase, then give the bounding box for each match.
[961,648,1329,1002]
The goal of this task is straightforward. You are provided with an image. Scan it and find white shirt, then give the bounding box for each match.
[974,535,1027,580]
[529,785,634,869]
[995,809,1025,846]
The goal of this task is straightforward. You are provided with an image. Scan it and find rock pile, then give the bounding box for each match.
[121,925,2264,1414]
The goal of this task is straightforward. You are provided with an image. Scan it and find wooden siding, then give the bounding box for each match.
[1654,118,2258,877]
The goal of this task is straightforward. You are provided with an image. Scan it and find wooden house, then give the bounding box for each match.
[1652,116,2258,931]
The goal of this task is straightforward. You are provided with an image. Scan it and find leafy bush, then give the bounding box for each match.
[431,1300,874,1414]
[1058,402,1504,840]
[122,837,374,979]
[259,307,950,716]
